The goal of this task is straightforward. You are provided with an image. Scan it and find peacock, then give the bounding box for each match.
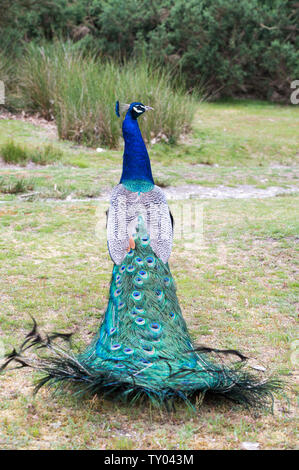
[1,101,282,411]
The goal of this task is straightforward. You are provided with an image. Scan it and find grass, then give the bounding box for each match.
[0,99,298,449]
[0,140,63,166]
[0,176,35,194]
[0,141,28,164]
[12,41,196,147]
[0,99,298,201]
[191,99,299,166]
[0,196,297,449]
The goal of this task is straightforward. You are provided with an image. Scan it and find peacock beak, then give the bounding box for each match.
[145,106,154,111]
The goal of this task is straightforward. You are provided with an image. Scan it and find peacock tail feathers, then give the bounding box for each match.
[1,217,283,411]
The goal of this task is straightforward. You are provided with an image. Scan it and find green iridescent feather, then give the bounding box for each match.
[2,217,281,411]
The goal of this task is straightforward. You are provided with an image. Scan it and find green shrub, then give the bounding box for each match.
[0,141,62,165]
[31,144,63,165]
[156,0,298,102]
[0,141,29,164]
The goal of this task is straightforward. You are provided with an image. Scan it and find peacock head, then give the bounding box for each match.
[115,101,154,120]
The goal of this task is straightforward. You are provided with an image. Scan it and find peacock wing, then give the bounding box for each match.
[107,184,173,265]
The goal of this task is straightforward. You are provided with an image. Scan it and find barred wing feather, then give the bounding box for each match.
[107,184,173,265]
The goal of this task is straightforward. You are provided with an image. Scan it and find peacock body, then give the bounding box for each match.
[1,101,281,410]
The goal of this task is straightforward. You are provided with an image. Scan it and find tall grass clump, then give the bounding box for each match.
[17,42,65,119]
[0,140,62,165]
[0,176,34,194]
[18,42,197,148]
[118,60,196,145]
[0,141,29,164]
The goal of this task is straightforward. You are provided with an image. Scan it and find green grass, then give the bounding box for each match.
[0,140,62,166]
[0,99,298,449]
[0,99,298,200]
[0,196,297,449]
[12,41,196,147]
[0,141,29,164]
[191,100,299,166]
[0,176,35,194]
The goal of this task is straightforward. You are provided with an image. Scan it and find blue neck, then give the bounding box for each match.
[120,112,154,187]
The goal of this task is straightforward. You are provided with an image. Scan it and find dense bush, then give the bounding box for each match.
[16,42,195,147]
[0,0,297,102]
[145,0,299,101]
